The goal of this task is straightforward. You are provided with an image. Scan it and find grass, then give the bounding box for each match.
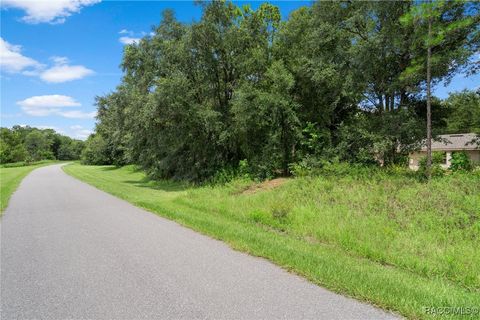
[0,160,61,212]
[63,163,480,319]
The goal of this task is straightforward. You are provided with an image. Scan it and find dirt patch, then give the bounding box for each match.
[240,178,289,195]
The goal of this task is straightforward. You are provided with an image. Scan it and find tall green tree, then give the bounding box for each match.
[233,61,300,176]
[88,0,480,181]
[0,126,84,164]
[401,0,479,178]
[0,128,25,163]
[24,131,52,161]
[444,89,480,134]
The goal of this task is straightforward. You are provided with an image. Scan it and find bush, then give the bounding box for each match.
[210,167,238,185]
[289,161,312,177]
[430,164,445,177]
[238,159,251,179]
[450,151,472,171]
[39,150,55,160]
[288,156,319,177]
[210,160,252,185]
[81,134,111,165]
[418,152,446,178]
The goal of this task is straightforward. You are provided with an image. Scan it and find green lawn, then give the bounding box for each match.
[0,161,61,212]
[64,163,480,319]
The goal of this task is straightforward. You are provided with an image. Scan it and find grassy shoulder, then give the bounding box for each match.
[63,163,480,319]
[0,160,62,212]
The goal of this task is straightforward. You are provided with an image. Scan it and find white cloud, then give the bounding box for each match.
[119,36,140,45]
[51,56,69,65]
[40,58,94,83]
[0,37,42,73]
[73,129,93,139]
[18,94,80,116]
[16,94,95,119]
[2,0,100,24]
[58,110,96,119]
[67,125,92,139]
[18,94,80,108]
[118,29,150,45]
[0,39,94,83]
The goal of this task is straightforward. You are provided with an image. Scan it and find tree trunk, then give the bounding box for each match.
[378,94,384,112]
[426,10,432,180]
[400,91,407,107]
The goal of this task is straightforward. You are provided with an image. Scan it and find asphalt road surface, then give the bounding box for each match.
[1,164,399,319]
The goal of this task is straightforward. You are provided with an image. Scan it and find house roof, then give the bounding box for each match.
[420,133,479,151]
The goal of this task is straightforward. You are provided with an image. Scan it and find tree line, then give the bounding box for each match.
[84,0,479,181]
[0,126,84,164]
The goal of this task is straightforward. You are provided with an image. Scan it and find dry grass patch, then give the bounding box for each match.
[239,177,289,195]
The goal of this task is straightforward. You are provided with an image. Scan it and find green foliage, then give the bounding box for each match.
[238,159,251,179]
[87,0,479,181]
[450,151,472,172]
[333,108,426,166]
[400,1,479,85]
[233,60,301,177]
[209,167,241,185]
[418,152,446,178]
[444,89,480,134]
[0,126,84,164]
[81,134,111,165]
[417,151,474,175]
[209,159,252,185]
[288,157,316,177]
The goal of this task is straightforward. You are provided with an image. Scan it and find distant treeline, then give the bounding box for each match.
[83,0,479,181]
[0,126,84,164]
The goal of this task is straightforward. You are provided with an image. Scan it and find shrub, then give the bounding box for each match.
[210,160,253,185]
[430,164,445,177]
[23,155,34,165]
[210,167,238,185]
[81,134,111,165]
[289,159,313,177]
[39,150,55,160]
[238,159,251,179]
[450,151,472,171]
[289,163,310,177]
[418,152,446,178]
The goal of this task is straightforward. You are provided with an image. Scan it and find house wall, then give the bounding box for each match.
[409,151,424,170]
[408,150,480,170]
[466,150,480,163]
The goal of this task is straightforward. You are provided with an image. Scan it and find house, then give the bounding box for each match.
[409,133,480,170]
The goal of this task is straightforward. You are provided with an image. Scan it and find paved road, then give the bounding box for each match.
[1,164,398,319]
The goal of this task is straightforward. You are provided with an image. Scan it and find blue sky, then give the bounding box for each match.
[1,1,478,140]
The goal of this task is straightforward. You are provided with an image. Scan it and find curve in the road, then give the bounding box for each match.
[1,164,399,319]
